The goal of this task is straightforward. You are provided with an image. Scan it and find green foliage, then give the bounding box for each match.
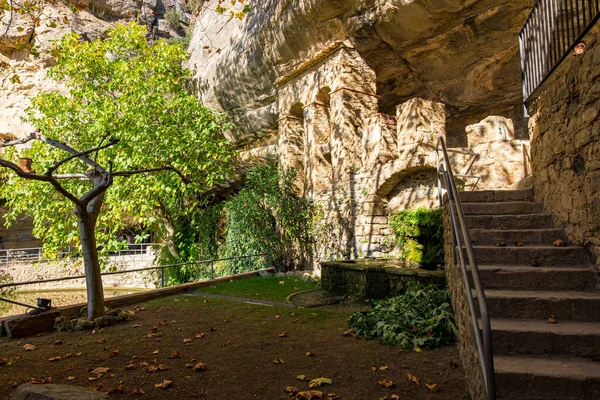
[0,23,234,260]
[196,275,319,303]
[348,282,458,349]
[389,207,444,265]
[223,161,314,274]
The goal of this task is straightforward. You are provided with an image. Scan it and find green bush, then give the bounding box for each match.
[389,207,444,265]
[347,282,457,349]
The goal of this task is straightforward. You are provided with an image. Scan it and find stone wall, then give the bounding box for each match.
[442,197,486,400]
[530,29,600,268]
[275,46,532,261]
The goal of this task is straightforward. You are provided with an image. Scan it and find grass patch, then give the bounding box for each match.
[193,275,319,302]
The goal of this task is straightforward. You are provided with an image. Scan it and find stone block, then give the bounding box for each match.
[11,384,108,399]
[4,309,61,339]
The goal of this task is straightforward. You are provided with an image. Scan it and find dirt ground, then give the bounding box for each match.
[0,294,469,400]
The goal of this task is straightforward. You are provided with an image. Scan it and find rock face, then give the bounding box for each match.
[11,384,108,400]
[188,0,536,147]
[0,0,190,138]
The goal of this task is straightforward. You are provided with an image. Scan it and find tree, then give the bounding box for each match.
[0,22,234,320]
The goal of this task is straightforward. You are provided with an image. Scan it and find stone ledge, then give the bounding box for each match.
[0,268,275,338]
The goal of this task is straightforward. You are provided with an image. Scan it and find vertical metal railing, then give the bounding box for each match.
[520,0,600,110]
[435,136,496,400]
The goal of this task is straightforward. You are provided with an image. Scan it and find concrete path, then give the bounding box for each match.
[185,291,297,308]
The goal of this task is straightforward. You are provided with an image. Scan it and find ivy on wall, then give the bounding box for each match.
[389,207,444,266]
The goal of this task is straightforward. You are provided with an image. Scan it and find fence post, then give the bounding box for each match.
[210,261,214,280]
[160,268,165,288]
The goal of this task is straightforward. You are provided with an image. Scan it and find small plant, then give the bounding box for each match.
[348,281,457,349]
[165,9,183,32]
[389,207,444,266]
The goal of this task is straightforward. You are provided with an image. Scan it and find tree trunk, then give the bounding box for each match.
[76,205,105,320]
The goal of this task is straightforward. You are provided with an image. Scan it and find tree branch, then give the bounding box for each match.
[46,138,119,176]
[112,166,190,183]
[0,158,82,205]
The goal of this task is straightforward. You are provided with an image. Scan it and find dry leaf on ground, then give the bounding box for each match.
[285,386,299,395]
[407,373,420,385]
[23,344,36,351]
[48,357,60,362]
[553,239,566,247]
[547,316,557,324]
[296,390,323,399]
[309,377,332,389]
[154,380,172,389]
[273,357,284,364]
[193,362,207,372]
[378,379,395,388]
[426,383,440,392]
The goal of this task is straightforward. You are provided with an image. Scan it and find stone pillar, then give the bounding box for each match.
[396,98,446,163]
[303,103,332,199]
[277,116,305,195]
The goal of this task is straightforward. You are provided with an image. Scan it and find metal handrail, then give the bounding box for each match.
[435,135,496,400]
[0,253,266,311]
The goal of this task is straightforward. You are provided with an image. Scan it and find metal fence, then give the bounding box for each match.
[520,0,600,109]
[0,254,266,312]
[0,243,157,267]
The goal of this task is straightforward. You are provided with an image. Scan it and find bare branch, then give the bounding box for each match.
[79,174,111,205]
[0,132,37,147]
[46,138,119,176]
[0,0,13,43]
[0,158,82,205]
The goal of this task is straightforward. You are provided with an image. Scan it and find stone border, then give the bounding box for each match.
[0,268,275,338]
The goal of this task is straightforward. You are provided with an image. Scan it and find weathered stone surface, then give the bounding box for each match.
[4,309,61,339]
[11,384,108,399]
[188,0,535,144]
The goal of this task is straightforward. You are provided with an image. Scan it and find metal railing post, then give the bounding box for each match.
[160,268,165,288]
[210,261,214,280]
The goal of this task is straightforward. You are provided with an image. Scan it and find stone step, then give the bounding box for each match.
[477,289,600,322]
[473,265,599,291]
[464,213,554,230]
[495,355,600,399]
[462,201,544,215]
[471,245,592,266]
[459,189,534,204]
[468,228,565,246]
[489,318,600,360]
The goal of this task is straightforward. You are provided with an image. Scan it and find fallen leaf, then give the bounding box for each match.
[193,362,207,372]
[273,357,284,364]
[10,381,18,388]
[139,362,149,367]
[280,385,299,396]
[66,376,75,381]
[48,357,60,362]
[309,377,332,389]
[183,338,192,344]
[168,350,181,359]
[42,377,52,384]
[23,344,36,351]
[0,359,8,365]
[547,316,557,324]
[370,367,377,372]
[88,375,102,381]
[125,361,136,370]
[426,383,440,392]
[296,390,323,399]
[495,241,507,247]
[134,306,145,312]
[279,332,288,338]
[195,333,205,338]
[64,353,72,359]
[54,340,63,345]
[379,395,401,400]
[75,352,82,357]
[110,350,119,357]
[91,367,110,375]
[515,241,524,247]
[147,364,168,373]
[154,379,172,389]
[378,379,395,388]
[379,366,388,371]
[415,347,422,353]
[152,350,159,355]
[297,375,309,381]
[553,239,566,247]
[342,329,354,337]
[279,281,285,285]
[327,394,340,400]
[306,351,315,357]
[132,324,142,328]
[407,373,420,385]
[131,388,145,395]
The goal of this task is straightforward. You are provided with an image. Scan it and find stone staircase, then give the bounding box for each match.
[460,189,600,400]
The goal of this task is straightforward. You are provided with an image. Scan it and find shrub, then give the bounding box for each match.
[389,207,444,265]
[347,282,457,349]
